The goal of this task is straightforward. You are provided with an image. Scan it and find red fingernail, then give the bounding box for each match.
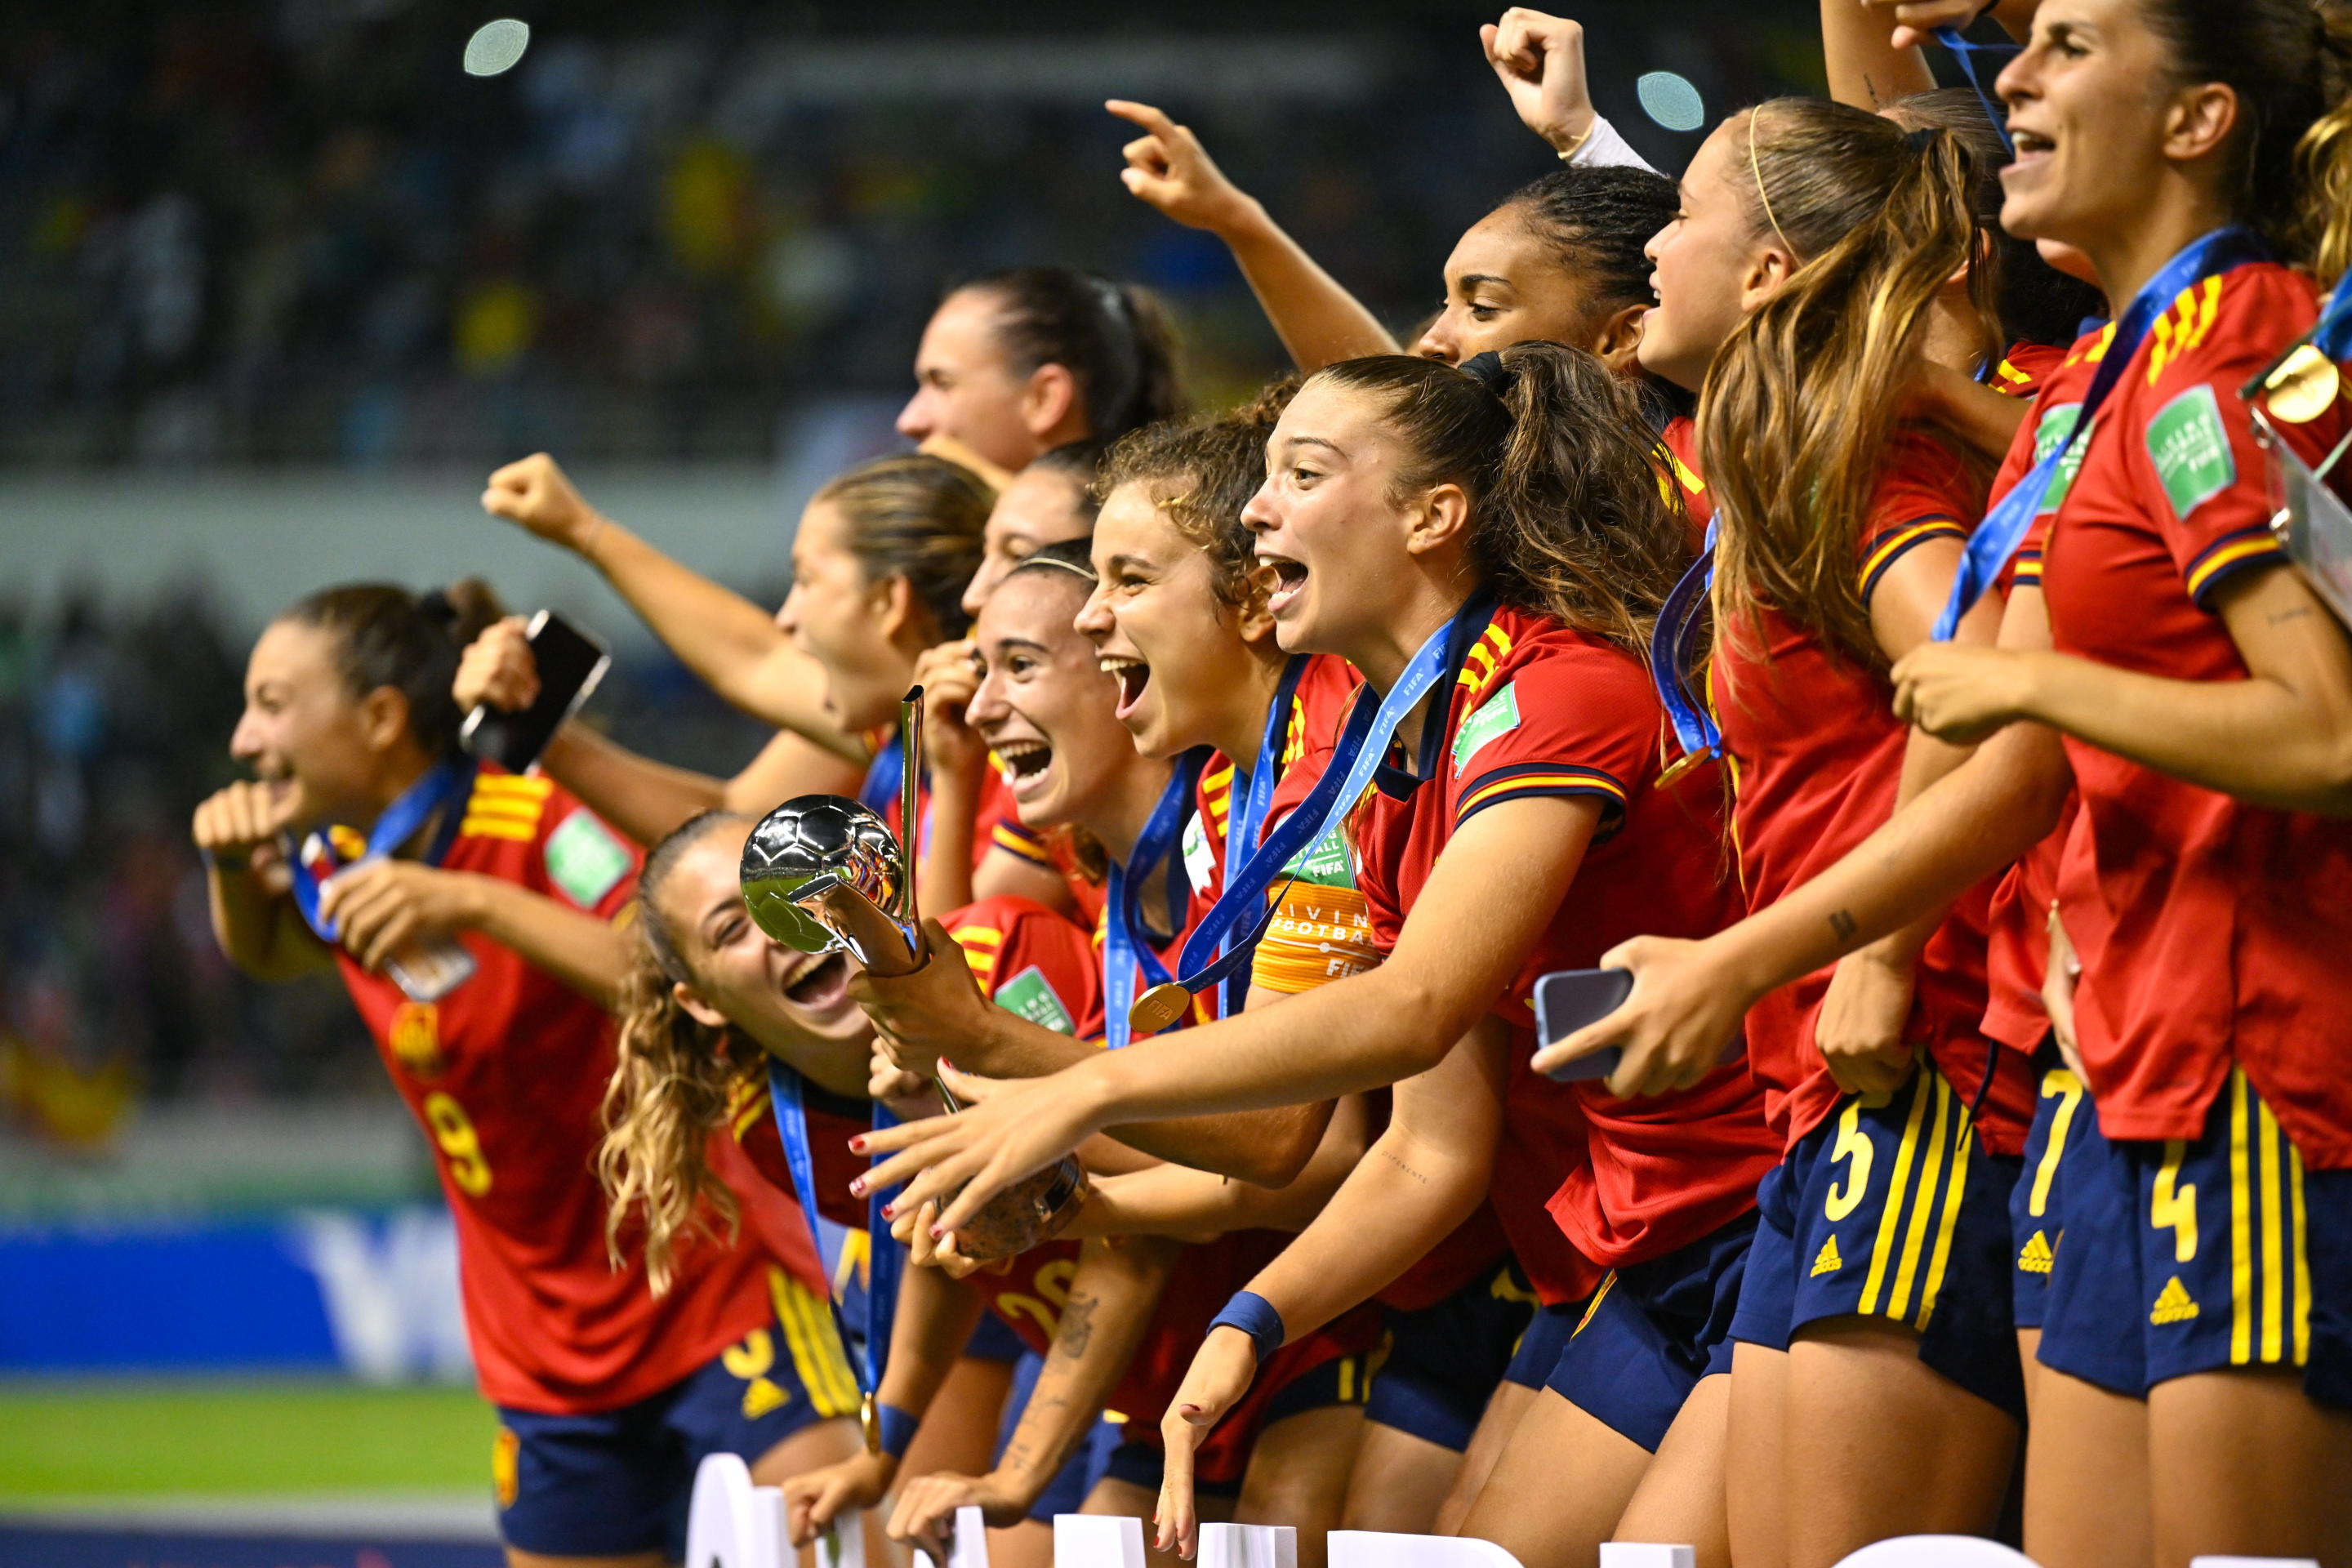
[848,1136,867,1152]
[930,1223,946,1239]
[939,1058,956,1073]
[879,1202,894,1220]
[849,1178,867,1197]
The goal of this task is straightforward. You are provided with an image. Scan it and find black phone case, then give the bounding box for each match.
[1532,968,1634,1083]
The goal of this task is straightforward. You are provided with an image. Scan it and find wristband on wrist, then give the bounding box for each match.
[1207,1290,1286,1364]
[875,1402,922,1462]
[1553,120,1597,161]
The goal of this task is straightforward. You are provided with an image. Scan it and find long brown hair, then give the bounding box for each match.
[598,810,764,1295]
[1702,100,1994,668]
[1310,343,1689,654]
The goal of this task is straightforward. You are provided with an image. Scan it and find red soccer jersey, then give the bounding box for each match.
[1991,339,2071,401]
[1352,601,1776,1285]
[1661,415,1714,536]
[332,766,780,1414]
[1978,328,2109,1050]
[1708,432,2034,1155]
[2037,259,2352,1165]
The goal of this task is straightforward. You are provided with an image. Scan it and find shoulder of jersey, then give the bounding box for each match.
[457,766,558,844]
[943,894,1089,978]
[2140,261,2318,388]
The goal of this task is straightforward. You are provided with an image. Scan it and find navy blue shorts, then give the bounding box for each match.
[495,1270,858,1557]
[1544,1212,1755,1452]
[1365,1260,1536,1452]
[1728,1065,2026,1420]
[2039,1068,2352,1410]
[1501,1297,1581,1388]
[2009,1039,2091,1332]
[996,1348,1122,1521]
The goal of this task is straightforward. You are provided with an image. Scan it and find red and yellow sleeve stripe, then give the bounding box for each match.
[460,773,552,841]
[1858,516,1970,604]
[1455,762,1629,831]
[2184,526,2285,606]
[991,821,1056,870]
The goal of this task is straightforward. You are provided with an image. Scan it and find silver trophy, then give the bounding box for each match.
[2245,331,2352,628]
[741,686,1088,1261]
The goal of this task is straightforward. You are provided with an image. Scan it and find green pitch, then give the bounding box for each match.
[0,1380,496,1496]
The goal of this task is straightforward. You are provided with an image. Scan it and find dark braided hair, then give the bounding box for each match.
[1498,166,1678,315]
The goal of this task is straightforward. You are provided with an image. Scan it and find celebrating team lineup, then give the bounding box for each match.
[163,1,2352,1566]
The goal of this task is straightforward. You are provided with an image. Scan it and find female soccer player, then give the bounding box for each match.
[1550,5,2352,1564]
[191,581,858,1567]
[895,265,1186,479]
[1071,401,1549,1539]
[849,341,1779,1566]
[464,451,1069,911]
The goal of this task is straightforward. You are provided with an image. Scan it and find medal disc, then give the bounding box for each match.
[1128,982,1194,1038]
[2265,344,2341,425]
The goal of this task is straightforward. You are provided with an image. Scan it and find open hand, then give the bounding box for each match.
[316,861,482,972]
[1531,933,1752,1098]
[853,1062,1107,1236]
[1155,1327,1259,1561]
[1481,9,1597,154]
[1106,100,1258,236]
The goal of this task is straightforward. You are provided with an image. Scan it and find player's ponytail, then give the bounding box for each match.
[598,811,762,1296]
[1096,376,1299,612]
[814,454,995,641]
[1702,100,1993,669]
[1307,345,1688,655]
[281,577,508,759]
[957,266,1189,442]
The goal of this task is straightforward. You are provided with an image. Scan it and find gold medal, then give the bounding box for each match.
[861,1390,880,1455]
[2265,344,2341,425]
[1655,746,1714,790]
[1128,982,1195,1039]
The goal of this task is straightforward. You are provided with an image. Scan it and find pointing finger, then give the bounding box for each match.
[1105,99,1178,138]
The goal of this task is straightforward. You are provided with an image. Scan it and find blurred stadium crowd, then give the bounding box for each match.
[0,0,1791,1137]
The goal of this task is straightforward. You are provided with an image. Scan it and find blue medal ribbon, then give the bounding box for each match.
[1933,26,2020,156]
[1162,598,1490,1013]
[1934,225,2273,638]
[1648,522,1721,764]
[286,757,476,942]
[767,1062,900,1410]
[1192,656,1307,1020]
[1102,750,1208,1049]
[2312,278,2352,363]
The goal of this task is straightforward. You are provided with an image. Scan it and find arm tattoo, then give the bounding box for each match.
[1375,1145,1430,1187]
[1829,909,1858,942]
[2268,606,2314,626]
[1055,1296,1097,1359]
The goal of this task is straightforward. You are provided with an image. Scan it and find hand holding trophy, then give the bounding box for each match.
[739,686,1089,1261]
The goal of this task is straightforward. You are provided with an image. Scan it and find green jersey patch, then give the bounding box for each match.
[1281,819,1357,890]
[1451,682,1522,777]
[2145,384,2237,523]
[546,809,630,909]
[991,965,1076,1036]
[2032,403,2090,516]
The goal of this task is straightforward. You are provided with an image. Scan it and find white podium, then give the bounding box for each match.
[1199,1522,1298,1568]
[1829,1539,2037,1568]
[684,1453,786,1568]
[1326,1531,1526,1568]
[1054,1512,1148,1568]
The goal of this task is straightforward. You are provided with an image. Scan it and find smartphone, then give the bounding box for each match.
[460,610,609,773]
[1532,967,1634,1083]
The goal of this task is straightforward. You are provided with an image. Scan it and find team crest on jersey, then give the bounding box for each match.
[1452,682,1522,776]
[546,809,630,909]
[992,965,1076,1036]
[388,1001,447,1078]
[2145,384,2236,523]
